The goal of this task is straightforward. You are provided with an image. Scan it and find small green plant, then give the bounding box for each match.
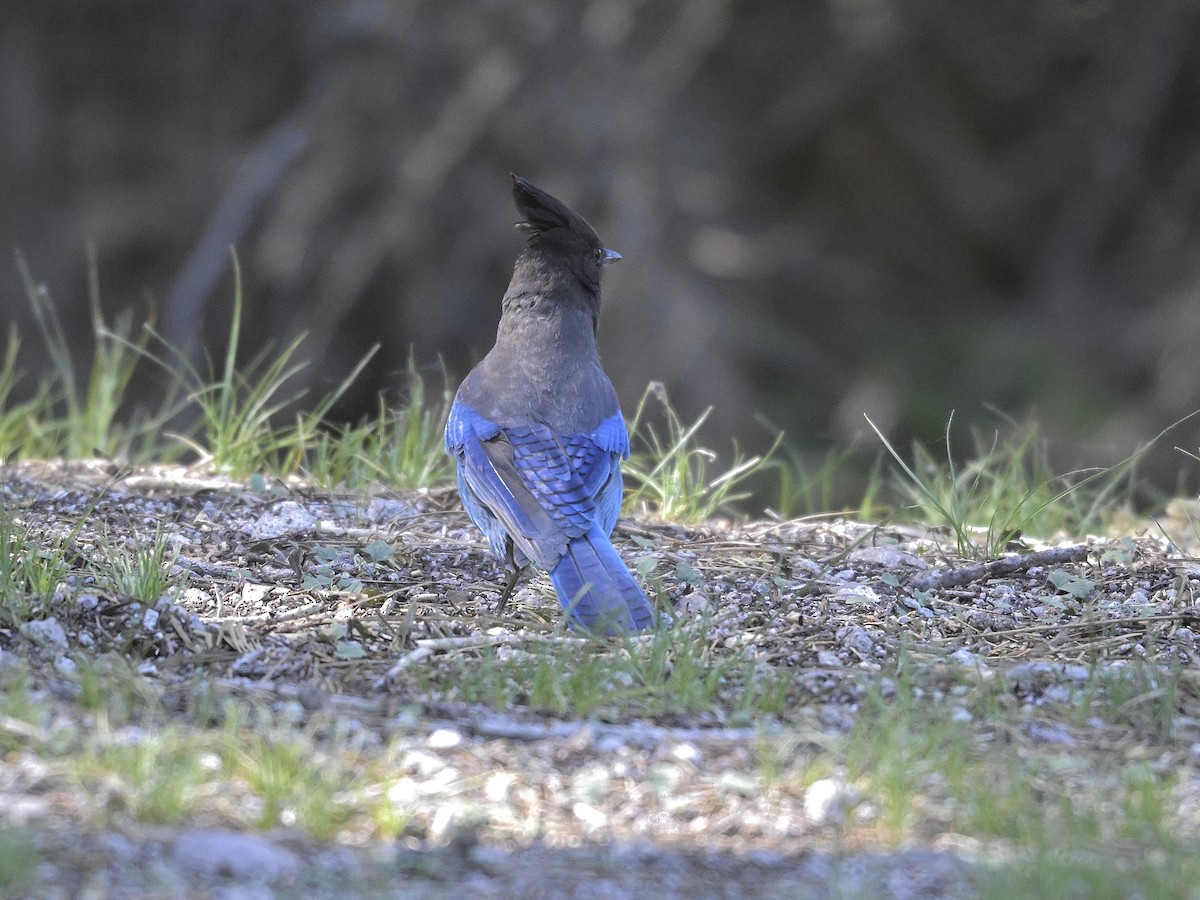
[0,509,36,626]
[0,827,37,893]
[93,526,181,604]
[975,758,1198,900]
[867,412,1145,558]
[1075,660,1183,744]
[401,617,790,724]
[128,255,377,475]
[0,507,73,625]
[304,358,455,490]
[0,327,55,462]
[768,438,885,520]
[0,663,41,753]
[90,725,213,825]
[624,382,778,521]
[75,653,154,723]
[844,674,974,835]
[0,480,116,624]
[16,250,181,462]
[221,727,353,839]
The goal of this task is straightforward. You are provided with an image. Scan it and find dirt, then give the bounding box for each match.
[2,459,1198,897]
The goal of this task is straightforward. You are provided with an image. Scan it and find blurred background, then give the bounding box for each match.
[3,0,1200,506]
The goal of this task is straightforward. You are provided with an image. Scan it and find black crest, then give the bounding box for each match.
[511,174,603,246]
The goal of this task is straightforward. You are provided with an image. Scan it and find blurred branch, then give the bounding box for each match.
[163,108,310,353]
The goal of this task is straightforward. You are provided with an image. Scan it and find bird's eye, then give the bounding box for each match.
[593,247,604,261]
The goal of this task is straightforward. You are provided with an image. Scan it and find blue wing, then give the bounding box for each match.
[446,399,652,632]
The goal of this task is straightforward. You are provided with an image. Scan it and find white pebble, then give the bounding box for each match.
[428,728,462,750]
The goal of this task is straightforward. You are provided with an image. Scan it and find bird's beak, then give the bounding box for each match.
[600,248,622,266]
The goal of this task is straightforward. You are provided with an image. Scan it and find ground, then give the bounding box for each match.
[1,460,1198,897]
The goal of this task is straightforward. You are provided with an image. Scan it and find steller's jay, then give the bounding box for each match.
[444,175,655,635]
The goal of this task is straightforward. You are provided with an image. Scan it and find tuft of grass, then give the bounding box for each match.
[303,357,455,491]
[0,479,114,625]
[93,526,182,604]
[0,664,42,754]
[0,326,55,463]
[3,254,464,485]
[867,411,1150,558]
[768,439,886,520]
[1074,660,1186,745]
[10,251,182,463]
[975,757,1199,899]
[130,256,378,476]
[624,382,779,522]
[844,672,976,836]
[402,617,790,723]
[75,653,158,723]
[0,827,37,894]
[90,724,214,825]
[832,662,1200,897]
[217,712,357,841]
[0,507,72,627]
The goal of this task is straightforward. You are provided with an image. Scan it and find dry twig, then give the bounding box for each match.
[909,545,1091,592]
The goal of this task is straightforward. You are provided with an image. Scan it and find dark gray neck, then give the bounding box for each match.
[494,302,599,359]
[496,253,600,344]
[457,250,618,433]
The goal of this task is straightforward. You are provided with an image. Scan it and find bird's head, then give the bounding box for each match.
[511,174,620,293]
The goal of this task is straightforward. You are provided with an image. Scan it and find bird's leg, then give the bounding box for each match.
[495,538,523,614]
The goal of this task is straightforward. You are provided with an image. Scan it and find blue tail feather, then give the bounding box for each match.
[550,526,655,634]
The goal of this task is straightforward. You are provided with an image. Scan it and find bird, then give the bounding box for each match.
[444,174,655,635]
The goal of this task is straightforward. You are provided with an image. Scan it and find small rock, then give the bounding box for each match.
[248,501,316,540]
[949,648,983,667]
[838,625,876,658]
[366,497,417,524]
[241,583,272,605]
[21,617,68,651]
[804,778,857,825]
[745,848,786,866]
[676,587,711,615]
[846,546,926,569]
[573,801,608,830]
[593,732,628,753]
[816,650,843,667]
[1024,720,1075,745]
[388,777,419,805]
[818,704,857,731]
[173,829,300,881]
[100,831,139,863]
[484,772,513,803]
[670,742,700,763]
[428,728,462,749]
[180,587,212,609]
[716,771,759,797]
[1006,661,1090,692]
[835,585,881,605]
[571,765,612,804]
[401,749,446,776]
[794,558,823,576]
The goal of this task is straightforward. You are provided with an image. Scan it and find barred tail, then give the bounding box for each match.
[549,526,654,634]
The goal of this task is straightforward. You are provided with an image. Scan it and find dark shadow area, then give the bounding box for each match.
[3,0,1200,504]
